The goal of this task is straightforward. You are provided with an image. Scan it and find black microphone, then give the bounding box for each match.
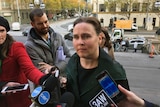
[42,74,59,92]
[45,92,75,107]
[60,92,75,107]
[31,74,60,106]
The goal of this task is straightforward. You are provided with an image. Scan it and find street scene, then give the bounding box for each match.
[1,0,160,106]
[10,18,160,105]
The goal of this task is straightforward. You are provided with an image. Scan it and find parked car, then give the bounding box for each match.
[11,22,21,31]
[64,32,73,41]
[22,26,31,36]
[67,24,73,32]
[74,13,81,17]
[128,37,146,50]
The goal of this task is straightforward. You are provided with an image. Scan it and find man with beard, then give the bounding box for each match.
[25,8,71,106]
[25,8,71,74]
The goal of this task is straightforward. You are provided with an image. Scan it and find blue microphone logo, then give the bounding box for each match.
[31,86,43,98]
[38,91,50,105]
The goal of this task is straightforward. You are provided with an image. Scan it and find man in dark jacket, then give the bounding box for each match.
[25,8,71,74]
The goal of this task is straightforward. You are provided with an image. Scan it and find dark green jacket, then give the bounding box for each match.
[66,48,130,107]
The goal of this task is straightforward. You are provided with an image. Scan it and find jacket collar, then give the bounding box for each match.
[29,27,55,40]
[27,27,57,49]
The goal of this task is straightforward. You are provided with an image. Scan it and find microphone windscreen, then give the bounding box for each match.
[60,92,75,107]
[43,75,59,92]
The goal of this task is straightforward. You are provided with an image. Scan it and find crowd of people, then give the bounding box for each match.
[0,8,159,107]
[113,38,130,52]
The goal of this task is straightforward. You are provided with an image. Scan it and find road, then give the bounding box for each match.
[10,18,160,105]
[115,52,160,104]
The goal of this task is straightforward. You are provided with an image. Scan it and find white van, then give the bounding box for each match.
[111,29,124,42]
[12,22,21,31]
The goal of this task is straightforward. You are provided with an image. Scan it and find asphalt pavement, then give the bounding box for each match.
[115,51,160,105]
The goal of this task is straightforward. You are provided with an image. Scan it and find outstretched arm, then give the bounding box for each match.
[115,85,159,107]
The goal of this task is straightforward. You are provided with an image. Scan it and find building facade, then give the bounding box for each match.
[0,0,43,25]
[92,0,160,30]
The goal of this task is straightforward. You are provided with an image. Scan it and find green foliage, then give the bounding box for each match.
[44,0,61,10]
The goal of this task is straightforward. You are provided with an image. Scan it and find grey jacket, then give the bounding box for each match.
[25,27,71,74]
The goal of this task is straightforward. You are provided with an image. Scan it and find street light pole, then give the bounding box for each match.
[145,0,149,30]
[16,0,21,24]
[86,0,88,17]
[96,0,98,18]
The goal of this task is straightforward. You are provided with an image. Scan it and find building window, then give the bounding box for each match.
[143,18,146,28]
[142,3,148,12]
[152,18,156,27]
[109,3,116,12]
[133,18,136,23]
[121,3,128,12]
[99,4,106,12]
[1,1,11,9]
[26,12,29,19]
[132,3,140,12]
[22,12,24,19]
[152,2,159,12]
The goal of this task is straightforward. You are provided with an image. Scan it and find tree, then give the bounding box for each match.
[44,0,61,11]
[104,0,138,19]
[147,0,160,27]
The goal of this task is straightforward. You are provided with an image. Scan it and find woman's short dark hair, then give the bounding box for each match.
[73,17,102,35]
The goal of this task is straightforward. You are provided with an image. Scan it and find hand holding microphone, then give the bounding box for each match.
[31,67,60,106]
[39,66,60,90]
[50,66,67,89]
[31,66,75,107]
[38,62,53,74]
[59,76,67,88]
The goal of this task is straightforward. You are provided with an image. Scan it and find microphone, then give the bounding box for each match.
[42,74,59,92]
[60,92,75,107]
[31,74,60,106]
[45,92,75,107]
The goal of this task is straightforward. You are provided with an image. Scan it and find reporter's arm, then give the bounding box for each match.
[118,84,145,107]
[144,100,160,107]
[117,85,160,107]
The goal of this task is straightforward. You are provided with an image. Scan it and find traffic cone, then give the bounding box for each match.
[149,45,154,58]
